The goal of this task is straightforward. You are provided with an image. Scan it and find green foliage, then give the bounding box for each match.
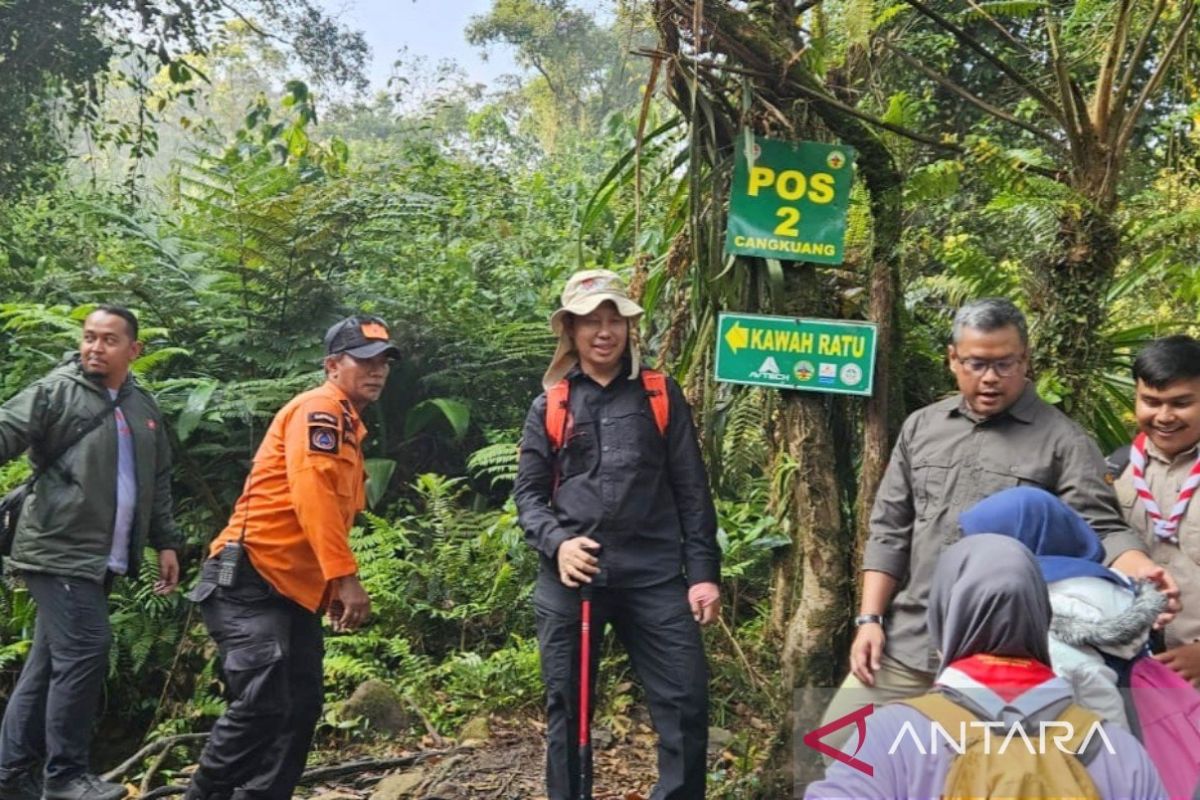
[0,0,1190,783]
[467,441,521,490]
[716,388,771,496]
[317,477,537,730]
[0,0,368,196]
[428,637,544,724]
[466,0,655,152]
[965,1,1049,19]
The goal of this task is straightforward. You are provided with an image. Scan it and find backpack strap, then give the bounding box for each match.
[545,379,571,452]
[900,694,1104,764]
[640,369,669,437]
[1056,704,1105,765]
[898,692,981,734]
[545,371,669,451]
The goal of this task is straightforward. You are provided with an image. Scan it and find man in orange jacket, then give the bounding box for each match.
[184,316,398,800]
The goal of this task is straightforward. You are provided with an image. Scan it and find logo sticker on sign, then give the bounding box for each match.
[750,356,788,382]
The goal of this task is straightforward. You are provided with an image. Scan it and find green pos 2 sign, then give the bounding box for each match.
[725,134,855,264]
[715,312,877,396]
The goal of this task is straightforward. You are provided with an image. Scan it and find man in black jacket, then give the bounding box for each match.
[0,306,181,800]
[514,270,720,800]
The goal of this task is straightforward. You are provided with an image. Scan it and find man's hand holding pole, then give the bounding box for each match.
[558,537,601,588]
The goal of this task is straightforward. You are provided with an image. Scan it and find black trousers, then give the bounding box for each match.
[0,573,111,784]
[534,575,709,800]
[186,558,324,800]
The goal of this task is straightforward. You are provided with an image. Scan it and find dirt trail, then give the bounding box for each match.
[301,718,660,800]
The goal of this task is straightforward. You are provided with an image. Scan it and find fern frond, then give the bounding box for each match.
[467,442,520,488]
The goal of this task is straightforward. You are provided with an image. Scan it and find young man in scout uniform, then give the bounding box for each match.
[184,315,398,800]
[1114,334,1200,685]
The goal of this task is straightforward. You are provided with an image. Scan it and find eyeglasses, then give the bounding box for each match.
[955,355,1024,377]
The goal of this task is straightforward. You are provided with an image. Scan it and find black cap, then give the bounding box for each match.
[324,315,401,360]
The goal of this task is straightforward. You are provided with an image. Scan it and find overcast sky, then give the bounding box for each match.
[315,0,520,90]
[315,0,613,91]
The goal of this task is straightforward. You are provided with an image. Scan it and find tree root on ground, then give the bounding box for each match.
[135,748,463,800]
[102,734,210,783]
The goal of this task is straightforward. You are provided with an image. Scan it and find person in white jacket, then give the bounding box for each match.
[960,486,1166,728]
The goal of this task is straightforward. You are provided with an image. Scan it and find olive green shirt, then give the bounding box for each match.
[1114,441,1200,650]
[865,383,1146,672]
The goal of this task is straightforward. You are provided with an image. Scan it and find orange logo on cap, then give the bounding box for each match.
[361,322,389,340]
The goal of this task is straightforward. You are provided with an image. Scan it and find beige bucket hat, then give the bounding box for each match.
[543,269,645,389]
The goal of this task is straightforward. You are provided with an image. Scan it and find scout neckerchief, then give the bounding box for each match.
[1129,431,1200,544]
[941,654,1055,703]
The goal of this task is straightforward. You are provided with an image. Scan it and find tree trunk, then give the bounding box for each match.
[1026,205,1120,412]
[653,3,904,792]
[776,393,849,690]
[854,176,903,568]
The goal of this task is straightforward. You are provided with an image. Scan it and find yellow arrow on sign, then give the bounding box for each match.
[724,321,749,354]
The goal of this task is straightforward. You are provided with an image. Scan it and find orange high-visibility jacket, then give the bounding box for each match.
[209,381,366,612]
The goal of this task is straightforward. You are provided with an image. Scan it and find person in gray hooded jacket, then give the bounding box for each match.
[0,306,181,800]
[960,486,1166,728]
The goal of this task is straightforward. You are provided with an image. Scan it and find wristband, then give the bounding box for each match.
[854,613,883,627]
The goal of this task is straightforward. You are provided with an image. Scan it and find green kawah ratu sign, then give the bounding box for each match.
[715,312,877,396]
[724,133,856,265]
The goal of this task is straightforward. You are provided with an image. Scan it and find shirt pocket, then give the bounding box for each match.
[1176,504,1200,566]
[608,408,666,470]
[559,430,596,479]
[912,459,952,520]
[976,456,1054,496]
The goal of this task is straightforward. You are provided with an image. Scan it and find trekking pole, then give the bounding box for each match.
[578,583,594,800]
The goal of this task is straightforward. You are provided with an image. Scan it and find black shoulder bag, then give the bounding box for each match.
[0,401,118,564]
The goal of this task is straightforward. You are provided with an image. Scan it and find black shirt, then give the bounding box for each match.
[514,365,720,588]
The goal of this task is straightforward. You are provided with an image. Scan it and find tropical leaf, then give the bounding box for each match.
[964,1,1050,20]
[904,159,963,204]
[364,458,397,509]
[176,379,218,443]
[467,442,520,489]
[132,347,192,376]
[405,398,470,442]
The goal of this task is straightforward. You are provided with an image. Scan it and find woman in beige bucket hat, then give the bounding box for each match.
[515,269,722,799]
[542,269,646,390]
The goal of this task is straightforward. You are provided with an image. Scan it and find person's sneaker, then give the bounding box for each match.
[0,771,43,800]
[41,775,127,800]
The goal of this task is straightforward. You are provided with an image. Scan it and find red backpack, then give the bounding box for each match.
[544,369,670,451]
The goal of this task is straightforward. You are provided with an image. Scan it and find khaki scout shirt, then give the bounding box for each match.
[864,383,1145,672]
[1115,441,1200,649]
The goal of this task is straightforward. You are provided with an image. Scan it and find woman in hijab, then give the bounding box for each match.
[804,535,1164,800]
[960,486,1165,728]
[960,487,1200,797]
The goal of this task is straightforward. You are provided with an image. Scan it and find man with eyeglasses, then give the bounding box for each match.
[815,297,1179,743]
